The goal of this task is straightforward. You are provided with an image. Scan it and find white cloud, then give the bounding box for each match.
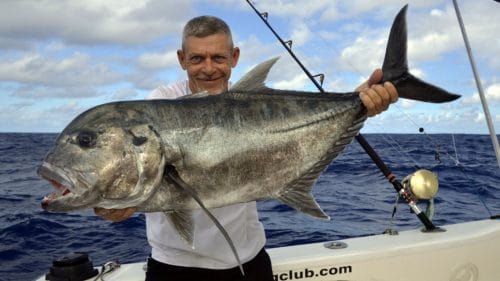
[0,0,191,46]
[137,50,179,70]
[0,101,85,132]
[272,73,309,90]
[0,52,121,88]
[111,88,139,100]
[486,84,500,102]
[461,83,500,106]
[338,37,386,72]
[11,85,102,99]
[253,0,331,19]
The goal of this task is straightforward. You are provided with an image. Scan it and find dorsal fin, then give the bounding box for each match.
[230,57,280,92]
[178,91,209,99]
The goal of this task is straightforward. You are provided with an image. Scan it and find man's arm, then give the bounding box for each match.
[357,68,398,116]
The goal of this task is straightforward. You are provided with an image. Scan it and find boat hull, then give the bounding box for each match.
[35,219,500,281]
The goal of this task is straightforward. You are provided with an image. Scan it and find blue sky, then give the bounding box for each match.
[0,0,499,134]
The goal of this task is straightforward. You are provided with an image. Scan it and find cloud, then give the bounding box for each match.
[0,52,121,88]
[0,101,85,132]
[250,0,331,19]
[0,0,191,46]
[288,22,312,48]
[337,37,386,73]
[486,83,500,102]
[461,83,500,106]
[11,85,102,99]
[137,50,179,70]
[111,88,140,100]
[272,73,309,90]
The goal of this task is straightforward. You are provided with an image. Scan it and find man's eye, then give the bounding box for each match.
[214,56,226,63]
[76,130,97,148]
[189,56,202,64]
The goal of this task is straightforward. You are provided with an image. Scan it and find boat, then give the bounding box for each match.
[35,218,500,281]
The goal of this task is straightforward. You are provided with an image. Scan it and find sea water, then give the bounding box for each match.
[1,133,499,281]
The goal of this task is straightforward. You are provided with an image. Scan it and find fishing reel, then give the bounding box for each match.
[402,169,439,220]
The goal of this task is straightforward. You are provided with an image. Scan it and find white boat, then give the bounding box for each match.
[35,218,500,281]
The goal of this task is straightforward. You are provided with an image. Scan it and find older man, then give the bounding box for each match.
[96,15,398,281]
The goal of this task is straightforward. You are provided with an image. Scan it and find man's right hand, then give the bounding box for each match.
[94,207,137,223]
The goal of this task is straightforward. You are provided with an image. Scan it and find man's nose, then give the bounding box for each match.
[201,59,216,74]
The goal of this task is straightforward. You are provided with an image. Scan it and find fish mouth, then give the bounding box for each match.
[37,162,86,211]
[42,179,72,209]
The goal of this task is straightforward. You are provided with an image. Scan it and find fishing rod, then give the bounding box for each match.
[246,0,437,231]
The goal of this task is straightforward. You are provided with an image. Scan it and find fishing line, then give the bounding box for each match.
[396,114,494,217]
[394,103,461,165]
[370,122,422,169]
[389,106,494,217]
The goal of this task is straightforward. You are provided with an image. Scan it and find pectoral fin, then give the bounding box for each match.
[164,211,194,247]
[164,166,245,275]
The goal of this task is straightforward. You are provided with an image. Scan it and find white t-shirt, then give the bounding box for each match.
[145,80,267,269]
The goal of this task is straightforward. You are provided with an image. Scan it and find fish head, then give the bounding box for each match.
[38,103,167,212]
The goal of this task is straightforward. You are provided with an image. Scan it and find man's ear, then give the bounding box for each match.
[177,49,187,70]
[231,47,240,68]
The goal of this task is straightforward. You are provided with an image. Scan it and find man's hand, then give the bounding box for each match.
[356,69,398,117]
[94,207,137,223]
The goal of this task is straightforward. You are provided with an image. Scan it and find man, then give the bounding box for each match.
[96,15,398,281]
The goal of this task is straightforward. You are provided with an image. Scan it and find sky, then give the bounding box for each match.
[0,0,499,134]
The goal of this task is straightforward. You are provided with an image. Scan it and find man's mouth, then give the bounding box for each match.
[200,76,222,82]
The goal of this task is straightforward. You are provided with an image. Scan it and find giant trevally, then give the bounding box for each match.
[37,5,459,273]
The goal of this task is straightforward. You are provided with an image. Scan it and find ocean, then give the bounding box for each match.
[1,133,499,281]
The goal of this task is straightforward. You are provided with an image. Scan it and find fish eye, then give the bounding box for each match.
[76,130,97,148]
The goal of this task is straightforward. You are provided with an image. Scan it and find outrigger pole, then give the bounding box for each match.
[246,1,437,231]
[452,0,500,169]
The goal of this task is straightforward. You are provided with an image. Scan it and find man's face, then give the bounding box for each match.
[177,33,240,95]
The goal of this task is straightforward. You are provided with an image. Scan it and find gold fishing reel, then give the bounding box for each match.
[402,169,439,221]
[402,169,439,201]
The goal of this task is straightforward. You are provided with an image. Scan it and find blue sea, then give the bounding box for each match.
[1,133,499,281]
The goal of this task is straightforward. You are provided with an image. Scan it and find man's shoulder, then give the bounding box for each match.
[147,80,189,100]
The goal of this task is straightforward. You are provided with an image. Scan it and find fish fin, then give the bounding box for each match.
[277,112,367,220]
[390,73,460,103]
[165,211,194,247]
[231,57,280,92]
[165,167,245,275]
[277,187,330,220]
[178,91,210,99]
[382,5,460,103]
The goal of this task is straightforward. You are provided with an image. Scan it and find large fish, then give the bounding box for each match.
[37,5,458,273]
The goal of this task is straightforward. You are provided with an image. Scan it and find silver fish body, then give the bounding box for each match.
[38,67,365,220]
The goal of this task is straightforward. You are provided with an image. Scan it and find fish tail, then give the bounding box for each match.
[382,5,460,103]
